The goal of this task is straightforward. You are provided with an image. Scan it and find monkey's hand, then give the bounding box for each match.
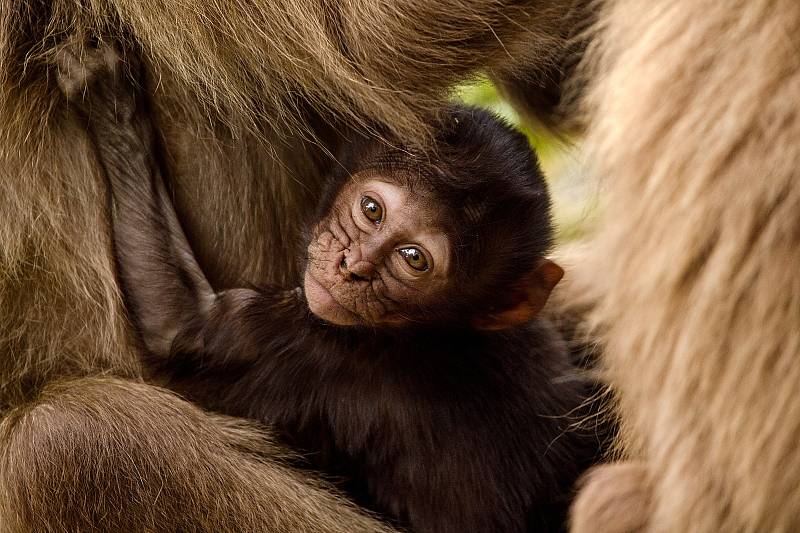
[570,462,650,533]
[54,37,140,123]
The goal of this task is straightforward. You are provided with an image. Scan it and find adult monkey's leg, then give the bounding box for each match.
[1,0,590,530]
[570,462,650,533]
[0,378,396,532]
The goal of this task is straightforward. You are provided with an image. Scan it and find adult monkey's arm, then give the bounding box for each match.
[105,0,583,139]
[489,0,594,132]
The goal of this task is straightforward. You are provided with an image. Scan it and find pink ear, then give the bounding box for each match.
[472,259,564,331]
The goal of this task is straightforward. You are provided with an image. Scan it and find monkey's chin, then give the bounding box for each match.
[303,271,361,326]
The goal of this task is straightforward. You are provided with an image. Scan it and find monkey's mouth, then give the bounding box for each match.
[303,271,361,325]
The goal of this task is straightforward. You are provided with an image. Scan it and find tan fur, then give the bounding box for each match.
[0,0,579,530]
[569,0,800,530]
[570,462,650,533]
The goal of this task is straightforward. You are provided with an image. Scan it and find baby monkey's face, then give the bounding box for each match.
[304,172,452,327]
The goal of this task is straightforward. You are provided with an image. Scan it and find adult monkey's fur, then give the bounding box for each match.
[569,0,800,531]
[0,0,582,530]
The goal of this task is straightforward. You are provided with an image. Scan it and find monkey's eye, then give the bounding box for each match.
[360,196,383,224]
[398,247,429,271]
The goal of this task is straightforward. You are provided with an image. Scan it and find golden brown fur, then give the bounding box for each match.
[0,377,398,532]
[568,0,800,531]
[0,0,581,530]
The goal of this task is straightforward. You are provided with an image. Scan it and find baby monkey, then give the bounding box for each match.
[58,43,603,533]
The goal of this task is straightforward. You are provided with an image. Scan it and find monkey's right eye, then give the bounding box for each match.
[360,196,383,224]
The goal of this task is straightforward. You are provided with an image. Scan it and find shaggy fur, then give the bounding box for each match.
[0,0,582,530]
[569,0,800,531]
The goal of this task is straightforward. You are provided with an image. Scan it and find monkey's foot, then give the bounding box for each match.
[570,462,651,533]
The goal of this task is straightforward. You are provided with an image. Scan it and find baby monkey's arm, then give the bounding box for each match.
[56,41,262,360]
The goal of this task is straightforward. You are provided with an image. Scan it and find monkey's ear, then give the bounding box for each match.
[472,259,564,331]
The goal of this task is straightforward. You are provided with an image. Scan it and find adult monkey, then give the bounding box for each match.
[568,0,800,532]
[0,0,587,531]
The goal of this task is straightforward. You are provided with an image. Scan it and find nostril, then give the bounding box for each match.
[340,256,370,282]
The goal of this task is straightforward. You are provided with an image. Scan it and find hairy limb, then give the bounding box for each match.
[573,0,800,530]
[56,42,222,358]
[0,377,395,532]
[57,42,291,368]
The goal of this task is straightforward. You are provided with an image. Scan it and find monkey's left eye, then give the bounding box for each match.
[360,196,383,224]
[398,247,429,271]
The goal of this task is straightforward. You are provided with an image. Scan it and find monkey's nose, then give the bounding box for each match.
[340,256,374,282]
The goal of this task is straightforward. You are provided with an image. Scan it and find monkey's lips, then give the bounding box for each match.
[303,271,361,326]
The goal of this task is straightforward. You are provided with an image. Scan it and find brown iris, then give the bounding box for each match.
[360,196,383,224]
[398,247,429,271]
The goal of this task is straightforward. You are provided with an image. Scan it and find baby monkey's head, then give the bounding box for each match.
[304,106,563,329]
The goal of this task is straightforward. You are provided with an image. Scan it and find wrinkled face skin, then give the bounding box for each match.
[304,171,452,327]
